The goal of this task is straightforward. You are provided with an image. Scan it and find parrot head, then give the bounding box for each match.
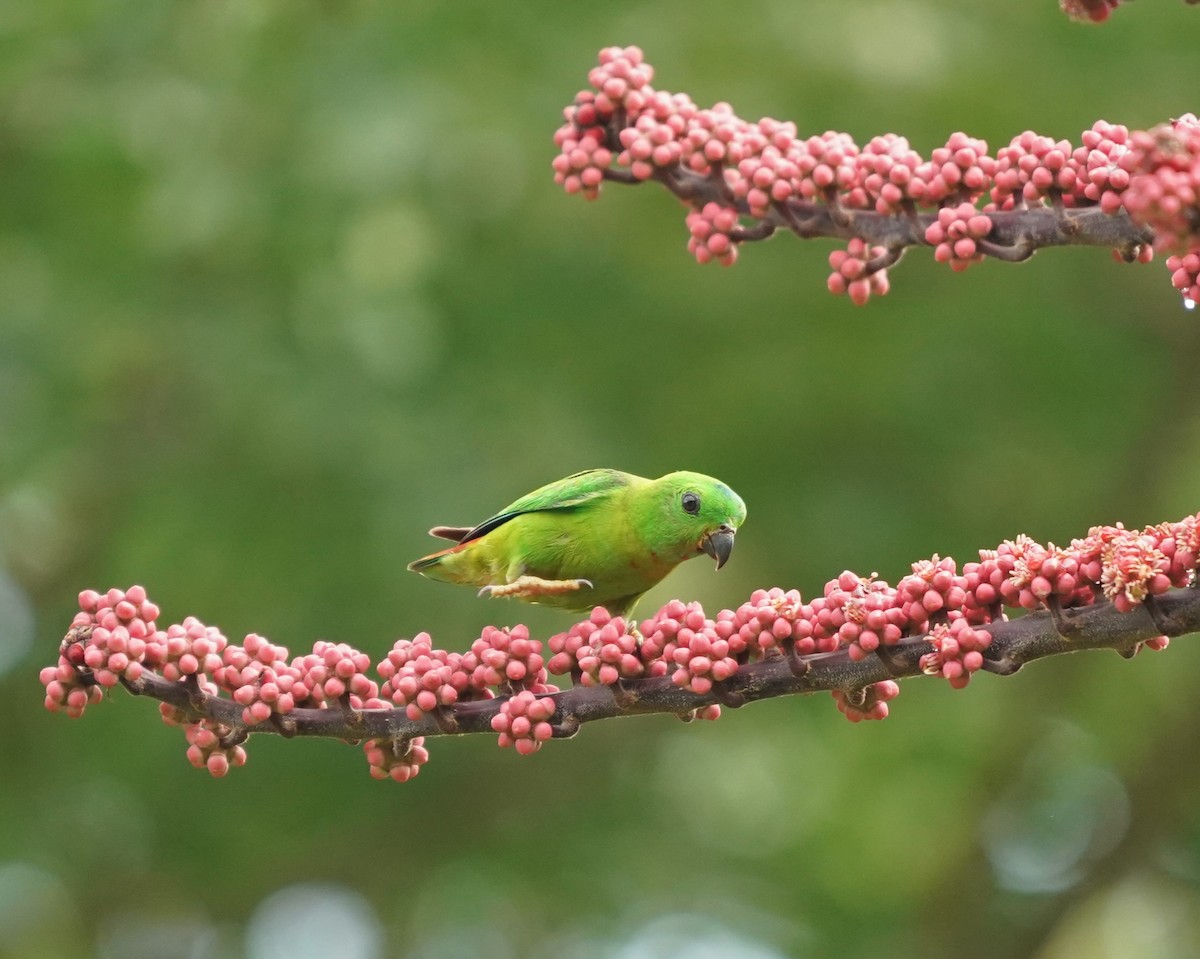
[642,471,747,570]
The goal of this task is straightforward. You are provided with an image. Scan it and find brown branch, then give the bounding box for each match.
[117,586,1200,746]
[653,166,1153,253]
[553,47,1200,305]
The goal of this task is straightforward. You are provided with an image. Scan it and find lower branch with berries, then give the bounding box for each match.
[39,511,1200,782]
[553,46,1200,306]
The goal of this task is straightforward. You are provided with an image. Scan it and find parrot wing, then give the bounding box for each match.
[455,469,630,545]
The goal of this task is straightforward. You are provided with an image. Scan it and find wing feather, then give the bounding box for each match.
[456,469,631,544]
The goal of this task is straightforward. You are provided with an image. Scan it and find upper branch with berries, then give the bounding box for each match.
[1062,0,1200,24]
[39,512,1200,783]
[552,46,1200,306]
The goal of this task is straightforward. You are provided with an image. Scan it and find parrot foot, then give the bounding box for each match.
[478,575,594,601]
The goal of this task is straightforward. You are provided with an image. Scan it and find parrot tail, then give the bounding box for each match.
[407,541,474,579]
[428,526,472,542]
[408,536,481,584]
[407,552,446,572]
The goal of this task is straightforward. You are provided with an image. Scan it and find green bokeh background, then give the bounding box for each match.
[3,2,1199,957]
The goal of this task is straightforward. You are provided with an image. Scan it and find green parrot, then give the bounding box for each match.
[408,469,747,617]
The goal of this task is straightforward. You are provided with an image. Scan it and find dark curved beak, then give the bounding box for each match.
[700,525,736,570]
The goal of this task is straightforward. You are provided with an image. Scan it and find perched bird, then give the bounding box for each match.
[408,469,746,617]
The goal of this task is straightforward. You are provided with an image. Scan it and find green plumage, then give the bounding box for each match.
[408,469,747,617]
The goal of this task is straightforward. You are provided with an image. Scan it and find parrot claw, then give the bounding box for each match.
[479,576,593,601]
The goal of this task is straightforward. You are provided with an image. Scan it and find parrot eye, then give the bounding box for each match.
[681,491,701,515]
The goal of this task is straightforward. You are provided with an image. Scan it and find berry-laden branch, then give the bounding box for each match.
[1061,0,1124,21]
[1062,0,1200,24]
[39,513,1200,782]
[552,47,1200,305]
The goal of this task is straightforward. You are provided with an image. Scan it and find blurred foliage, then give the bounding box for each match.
[2,1,1200,957]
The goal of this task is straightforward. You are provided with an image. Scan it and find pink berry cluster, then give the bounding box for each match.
[547,606,644,686]
[151,617,227,681]
[722,587,815,656]
[1168,250,1200,307]
[827,239,891,304]
[1120,115,1200,266]
[1060,0,1124,23]
[1079,520,1195,613]
[213,635,382,727]
[925,204,994,271]
[1076,122,1135,211]
[616,98,687,181]
[552,45,651,199]
[470,625,556,693]
[858,134,922,214]
[792,130,861,204]
[39,586,161,716]
[783,567,986,689]
[71,586,160,686]
[637,600,740,695]
[364,736,429,782]
[212,633,299,725]
[552,129,612,201]
[816,573,907,661]
[968,536,1089,613]
[987,124,1136,214]
[833,680,900,722]
[41,588,397,776]
[720,118,802,214]
[686,202,740,266]
[39,644,103,718]
[184,720,247,778]
[377,633,488,720]
[919,620,991,689]
[724,574,909,664]
[294,641,379,705]
[914,133,996,206]
[554,48,1198,304]
[897,558,969,628]
[491,690,557,755]
[471,625,561,750]
[991,131,1078,208]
